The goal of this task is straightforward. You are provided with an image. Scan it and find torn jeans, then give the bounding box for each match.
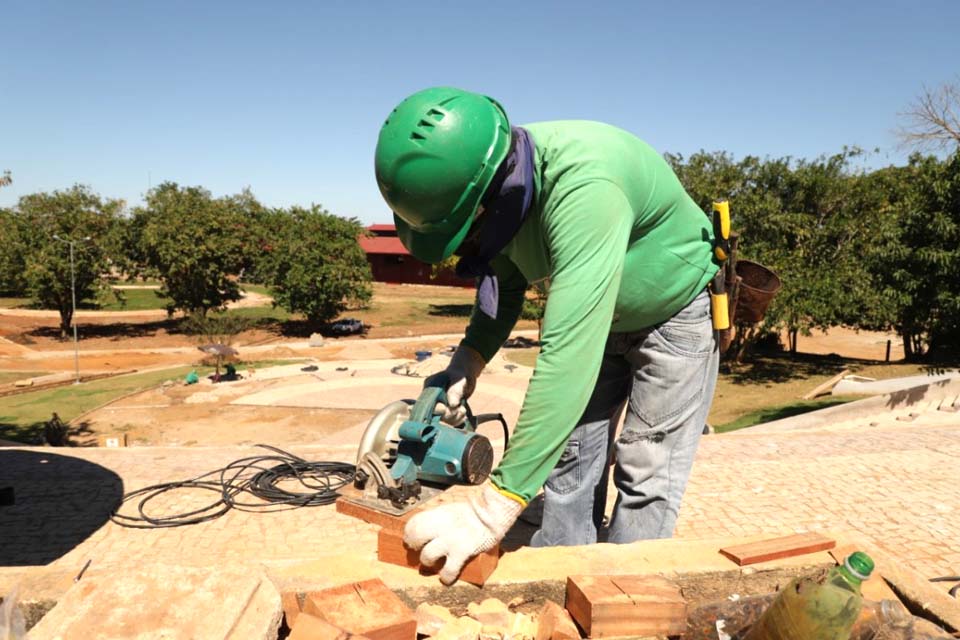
[530,289,719,546]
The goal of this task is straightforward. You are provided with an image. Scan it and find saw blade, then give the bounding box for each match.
[355,399,413,467]
[357,451,398,490]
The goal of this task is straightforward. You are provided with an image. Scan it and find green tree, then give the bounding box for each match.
[868,153,960,359]
[671,150,885,357]
[132,182,246,316]
[257,205,372,326]
[221,187,271,284]
[0,207,28,295]
[12,185,124,336]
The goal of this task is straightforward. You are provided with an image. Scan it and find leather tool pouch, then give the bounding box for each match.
[710,206,783,353]
[716,233,782,354]
[716,233,740,354]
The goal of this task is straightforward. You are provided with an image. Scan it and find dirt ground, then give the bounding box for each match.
[0,281,913,447]
[781,326,903,361]
[68,371,379,446]
[0,283,515,352]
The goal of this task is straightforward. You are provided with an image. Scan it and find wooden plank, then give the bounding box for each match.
[719,533,835,566]
[289,612,368,640]
[829,544,901,603]
[565,575,685,638]
[802,369,851,400]
[377,527,499,587]
[535,600,581,640]
[281,591,302,630]
[303,578,415,640]
[336,496,415,532]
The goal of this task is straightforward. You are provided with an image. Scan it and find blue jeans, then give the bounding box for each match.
[529,290,719,546]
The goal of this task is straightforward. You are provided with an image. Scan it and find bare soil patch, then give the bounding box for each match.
[75,379,376,447]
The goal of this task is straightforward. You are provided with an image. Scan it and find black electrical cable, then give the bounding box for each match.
[111,445,355,529]
[929,575,960,598]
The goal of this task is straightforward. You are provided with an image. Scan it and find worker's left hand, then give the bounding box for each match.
[423,346,486,425]
[404,483,523,585]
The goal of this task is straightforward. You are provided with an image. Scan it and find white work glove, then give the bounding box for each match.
[423,346,486,425]
[404,483,523,585]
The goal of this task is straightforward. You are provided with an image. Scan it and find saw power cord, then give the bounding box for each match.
[111,445,355,529]
[929,575,960,598]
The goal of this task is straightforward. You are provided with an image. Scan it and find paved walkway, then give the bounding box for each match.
[2,400,959,593]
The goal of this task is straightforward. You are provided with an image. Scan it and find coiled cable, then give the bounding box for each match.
[111,445,355,529]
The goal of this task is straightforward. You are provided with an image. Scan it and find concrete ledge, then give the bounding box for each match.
[736,378,960,435]
[9,534,958,635]
[27,564,282,640]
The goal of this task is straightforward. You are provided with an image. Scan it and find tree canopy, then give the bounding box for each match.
[3,185,124,336]
[131,182,248,317]
[256,205,372,326]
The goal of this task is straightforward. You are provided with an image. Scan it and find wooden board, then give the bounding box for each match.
[565,575,686,638]
[802,369,850,400]
[535,600,581,640]
[829,544,901,603]
[336,496,416,532]
[303,578,416,640]
[289,612,369,640]
[281,591,302,630]
[719,533,835,566]
[377,527,499,587]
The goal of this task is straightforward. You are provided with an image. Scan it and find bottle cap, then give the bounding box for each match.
[845,551,875,581]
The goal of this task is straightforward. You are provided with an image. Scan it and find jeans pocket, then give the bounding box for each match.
[628,322,713,430]
[545,441,581,496]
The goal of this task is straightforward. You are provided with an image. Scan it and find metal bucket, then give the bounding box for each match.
[734,260,782,323]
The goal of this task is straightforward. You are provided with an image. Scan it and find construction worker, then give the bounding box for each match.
[374,87,720,584]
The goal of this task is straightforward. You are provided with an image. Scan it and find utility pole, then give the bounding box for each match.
[52,235,91,384]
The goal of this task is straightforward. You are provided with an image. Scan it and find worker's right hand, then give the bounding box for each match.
[423,346,486,425]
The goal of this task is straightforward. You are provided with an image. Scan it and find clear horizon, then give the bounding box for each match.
[2,0,957,223]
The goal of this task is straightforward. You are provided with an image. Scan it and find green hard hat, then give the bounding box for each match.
[374,87,511,264]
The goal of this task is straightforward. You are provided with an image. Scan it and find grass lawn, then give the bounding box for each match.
[502,347,947,432]
[224,305,296,323]
[97,288,171,311]
[97,285,271,312]
[0,297,32,309]
[0,371,50,385]
[0,366,203,443]
[0,359,304,443]
[712,396,862,432]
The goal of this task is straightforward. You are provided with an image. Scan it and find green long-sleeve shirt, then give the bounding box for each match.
[460,121,719,504]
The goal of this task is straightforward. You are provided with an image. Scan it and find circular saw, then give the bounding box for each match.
[351,386,507,515]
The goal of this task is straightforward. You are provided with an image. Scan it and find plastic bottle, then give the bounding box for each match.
[850,599,914,639]
[743,551,875,640]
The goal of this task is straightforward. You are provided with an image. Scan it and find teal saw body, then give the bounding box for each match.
[353,385,504,513]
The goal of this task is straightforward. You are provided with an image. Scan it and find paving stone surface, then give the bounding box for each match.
[1,403,958,596]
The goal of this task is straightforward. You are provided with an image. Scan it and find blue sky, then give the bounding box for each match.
[2,0,957,223]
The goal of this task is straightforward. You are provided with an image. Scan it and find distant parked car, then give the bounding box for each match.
[330,318,364,335]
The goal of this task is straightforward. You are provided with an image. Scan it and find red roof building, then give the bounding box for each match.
[359,224,472,287]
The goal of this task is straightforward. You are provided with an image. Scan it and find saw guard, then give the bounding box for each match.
[356,399,414,467]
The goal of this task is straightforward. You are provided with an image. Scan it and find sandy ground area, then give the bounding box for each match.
[0,281,909,449]
[67,353,527,448]
[781,326,904,361]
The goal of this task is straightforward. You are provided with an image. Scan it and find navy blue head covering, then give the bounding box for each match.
[454,127,536,318]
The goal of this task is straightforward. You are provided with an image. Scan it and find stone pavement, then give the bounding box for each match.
[1,386,959,600]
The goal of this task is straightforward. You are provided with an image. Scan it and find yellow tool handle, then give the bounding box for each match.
[712,200,731,262]
[710,270,730,331]
[713,200,730,239]
[711,289,730,331]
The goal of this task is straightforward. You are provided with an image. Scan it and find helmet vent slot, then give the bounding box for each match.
[416,119,436,131]
[409,132,427,144]
[426,108,445,121]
